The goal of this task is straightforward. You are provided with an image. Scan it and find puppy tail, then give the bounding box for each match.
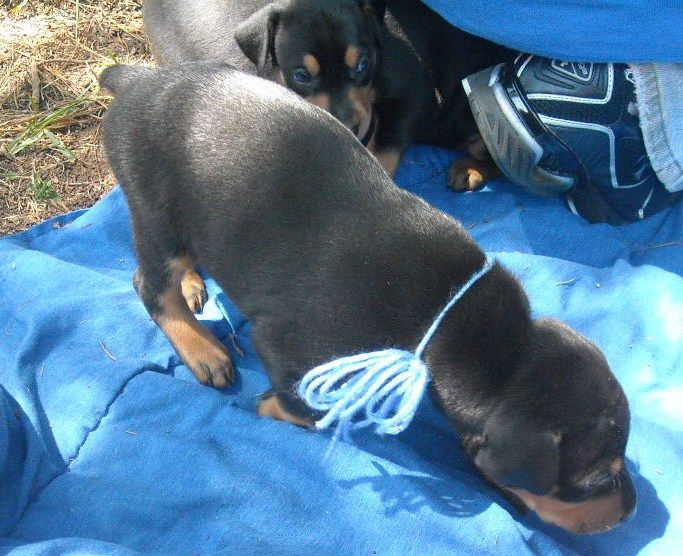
[99,64,154,96]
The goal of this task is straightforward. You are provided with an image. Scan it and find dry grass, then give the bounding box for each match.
[0,0,153,236]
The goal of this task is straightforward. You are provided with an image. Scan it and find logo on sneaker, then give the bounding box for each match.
[551,60,594,83]
[624,68,636,85]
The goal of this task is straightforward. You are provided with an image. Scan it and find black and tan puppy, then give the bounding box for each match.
[377,0,513,190]
[100,63,635,535]
[143,0,437,175]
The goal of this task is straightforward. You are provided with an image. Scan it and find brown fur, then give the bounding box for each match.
[309,93,331,112]
[148,256,234,388]
[449,157,501,192]
[181,270,207,313]
[348,85,374,123]
[610,457,624,475]
[344,46,359,69]
[168,254,207,313]
[510,487,626,534]
[303,53,320,76]
[372,149,401,177]
[258,393,313,427]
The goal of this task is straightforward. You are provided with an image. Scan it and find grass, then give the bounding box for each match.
[29,172,61,201]
[7,94,91,158]
[0,0,153,235]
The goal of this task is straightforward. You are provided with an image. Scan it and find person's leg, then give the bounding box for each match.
[463,56,682,223]
[631,63,683,193]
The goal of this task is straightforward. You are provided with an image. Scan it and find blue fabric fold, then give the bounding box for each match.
[1,145,681,554]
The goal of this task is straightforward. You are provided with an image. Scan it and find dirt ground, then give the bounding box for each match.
[0,0,153,236]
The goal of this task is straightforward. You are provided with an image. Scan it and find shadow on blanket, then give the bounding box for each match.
[338,460,491,518]
[336,411,669,555]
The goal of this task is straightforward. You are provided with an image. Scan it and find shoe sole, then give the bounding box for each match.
[463,64,575,196]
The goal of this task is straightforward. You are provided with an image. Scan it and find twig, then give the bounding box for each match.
[100,341,117,361]
[29,63,41,113]
[75,0,81,42]
[555,276,578,286]
[633,240,683,252]
[230,332,246,358]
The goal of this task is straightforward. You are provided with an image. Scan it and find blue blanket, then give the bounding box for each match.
[1,145,681,555]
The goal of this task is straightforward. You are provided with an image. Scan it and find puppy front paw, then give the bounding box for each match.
[449,158,488,191]
[189,343,235,389]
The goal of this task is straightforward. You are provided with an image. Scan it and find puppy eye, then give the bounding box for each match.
[292,69,312,84]
[355,57,369,75]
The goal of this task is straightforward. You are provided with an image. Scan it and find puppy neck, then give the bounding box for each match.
[424,263,533,425]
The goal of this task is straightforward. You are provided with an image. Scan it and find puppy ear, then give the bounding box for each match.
[358,0,384,49]
[474,418,561,495]
[234,4,281,70]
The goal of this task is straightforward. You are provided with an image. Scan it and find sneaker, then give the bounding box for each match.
[462,55,682,223]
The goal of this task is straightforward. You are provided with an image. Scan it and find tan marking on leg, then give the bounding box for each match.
[345,46,359,69]
[308,93,330,112]
[167,253,196,276]
[303,54,320,76]
[276,70,286,86]
[449,157,500,191]
[156,257,234,388]
[257,394,313,428]
[180,269,207,313]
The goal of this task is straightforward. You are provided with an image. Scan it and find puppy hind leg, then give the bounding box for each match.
[250,325,314,427]
[257,391,314,428]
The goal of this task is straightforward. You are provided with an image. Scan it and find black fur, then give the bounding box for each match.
[377,0,513,148]
[100,63,635,532]
[143,0,436,164]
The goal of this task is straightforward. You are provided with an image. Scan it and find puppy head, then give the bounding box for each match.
[469,318,636,534]
[234,0,382,139]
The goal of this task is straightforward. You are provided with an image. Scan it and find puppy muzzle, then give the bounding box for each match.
[508,470,637,534]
